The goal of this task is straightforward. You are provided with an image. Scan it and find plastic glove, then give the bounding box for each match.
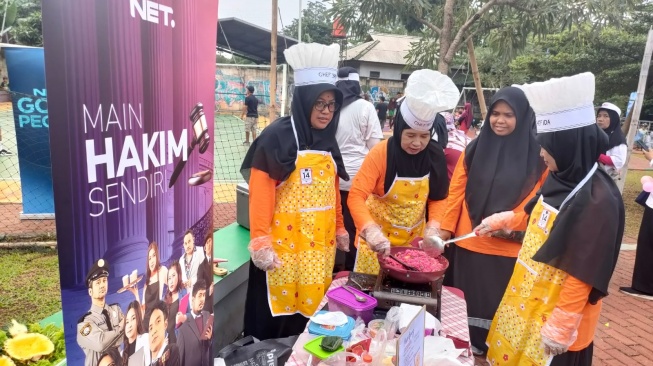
[248,235,282,271]
[540,307,582,357]
[361,224,391,257]
[473,211,516,237]
[336,228,350,252]
[420,221,444,257]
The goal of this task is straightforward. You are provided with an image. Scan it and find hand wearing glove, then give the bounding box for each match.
[420,221,444,257]
[540,307,582,357]
[336,228,350,252]
[248,235,282,271]
[473,211,516,237]
[361,223,391,257]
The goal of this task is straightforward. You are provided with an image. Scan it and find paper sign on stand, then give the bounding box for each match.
[397,305,426,366]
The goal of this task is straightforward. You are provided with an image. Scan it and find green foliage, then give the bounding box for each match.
[283,1,333,44]
[11,9,41,46]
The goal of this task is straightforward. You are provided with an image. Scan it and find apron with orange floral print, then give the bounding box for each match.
[353,174,430,275]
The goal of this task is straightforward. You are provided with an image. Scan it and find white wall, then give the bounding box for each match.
[358,61,410,81]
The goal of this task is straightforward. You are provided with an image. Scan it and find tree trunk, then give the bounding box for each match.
[437,0,456,75]
[438,57,450,74]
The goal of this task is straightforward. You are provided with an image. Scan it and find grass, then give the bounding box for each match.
[622,170,647,242]
[0,247,61,326]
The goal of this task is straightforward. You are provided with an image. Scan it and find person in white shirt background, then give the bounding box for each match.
[334,66,384,271]
[596,102,627,180]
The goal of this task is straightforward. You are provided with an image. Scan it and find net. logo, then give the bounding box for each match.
[130,0,175,28]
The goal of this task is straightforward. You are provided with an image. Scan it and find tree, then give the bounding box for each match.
[283,1,333,44]
[330,0,637,74]
[0,0,42,46]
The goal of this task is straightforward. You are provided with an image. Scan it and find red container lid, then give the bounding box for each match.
[326,286,377,311]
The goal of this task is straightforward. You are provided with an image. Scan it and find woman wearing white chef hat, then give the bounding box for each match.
[596,102,627,181]
[486,72,625,366]
[347,69,458,274]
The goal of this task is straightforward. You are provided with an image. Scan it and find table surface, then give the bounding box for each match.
[213,223,251,283]
[286,277,475,366]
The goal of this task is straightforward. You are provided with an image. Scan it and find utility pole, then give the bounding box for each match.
[618,26,653,193]
[298,0,302,43]
[467,38,487,120]
[269,0,278,124]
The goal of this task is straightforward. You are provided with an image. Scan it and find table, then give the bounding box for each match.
[285,277,475,366]
[212,222,251,352]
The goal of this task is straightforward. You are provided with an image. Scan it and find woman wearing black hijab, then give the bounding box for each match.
[596,102,627,181]
[487,72,624,366]
[347,69,456,274]
[240,43,350,340]
[438,87,547,355]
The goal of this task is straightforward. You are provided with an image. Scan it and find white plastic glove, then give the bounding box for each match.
[336,228,350,252]
[420,221,444,257]
[361,224,391,257]
[248,235,282,271]
[540,307,582,357]
[473,211,516,237]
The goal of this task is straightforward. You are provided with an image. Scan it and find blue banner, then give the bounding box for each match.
[627,91,637,118]
[4,47,54,215]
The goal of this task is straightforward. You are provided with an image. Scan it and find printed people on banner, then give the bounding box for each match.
[77,259,125,366]
[180,230,204,296]
[142,242,168,321]
[177,278,213,366]
[76,229,214,366]
[164,260,188,344]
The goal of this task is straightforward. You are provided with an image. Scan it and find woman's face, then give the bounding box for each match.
[596,110,611,130]
[167,267,179,292]
[148,248,157,272]
[310,91,337,130]
[400,128,431,155]
[540,147,559,172]
[125,307,139,341]
[489,101,517,136]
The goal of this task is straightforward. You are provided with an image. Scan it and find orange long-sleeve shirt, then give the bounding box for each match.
[556,275,602,351]
[347,140,448,231]
[248,167,344,239]
[440,150,548,257]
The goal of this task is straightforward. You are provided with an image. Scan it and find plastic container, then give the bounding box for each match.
[308,311,356,340]
[367,319,386,338]
[304,336,345,360]
[326,286,377,325]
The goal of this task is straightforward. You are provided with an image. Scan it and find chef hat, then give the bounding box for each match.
[514,72,596,134]
[284,43,339,86]
[338,66,360,82]
[598,102,622,117]
[400,69,460,131]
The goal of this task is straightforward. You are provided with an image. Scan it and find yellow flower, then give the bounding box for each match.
[7,320,27,337]
[0,356,16,366]
[4,333,54,361]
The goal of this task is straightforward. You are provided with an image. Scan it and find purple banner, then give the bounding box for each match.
[42,1,217,365]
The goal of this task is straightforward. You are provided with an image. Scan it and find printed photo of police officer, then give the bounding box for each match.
[77,259,125,366]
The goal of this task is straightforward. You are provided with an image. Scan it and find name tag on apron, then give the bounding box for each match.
[537,208,550,230]
[300,168,313,185]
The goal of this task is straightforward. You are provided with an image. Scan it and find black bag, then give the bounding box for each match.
[218,335,299,366]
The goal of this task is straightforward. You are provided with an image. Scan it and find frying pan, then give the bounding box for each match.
[377,246,448,284]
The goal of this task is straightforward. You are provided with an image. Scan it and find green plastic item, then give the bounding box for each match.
[320,335,344,352]
[304,335,345,359]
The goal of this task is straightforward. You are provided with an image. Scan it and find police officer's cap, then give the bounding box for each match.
[86,258,109,288]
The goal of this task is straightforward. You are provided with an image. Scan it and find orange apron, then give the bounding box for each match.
[353,174,430,275]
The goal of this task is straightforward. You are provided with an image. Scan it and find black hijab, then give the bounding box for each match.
[336,67,362,108]
[598,108,627,150]
[241,83,349,182]
[385,102,449,201]
[530,124,624,304]
[433,113,449,149]
[464,87,546,227]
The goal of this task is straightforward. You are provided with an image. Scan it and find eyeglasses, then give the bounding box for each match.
[313,101,340,112]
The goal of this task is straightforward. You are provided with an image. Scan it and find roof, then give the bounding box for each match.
[217,18,298,64]
[345,34,420,65]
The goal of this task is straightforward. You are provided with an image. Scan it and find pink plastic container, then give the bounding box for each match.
[326,286,377,324]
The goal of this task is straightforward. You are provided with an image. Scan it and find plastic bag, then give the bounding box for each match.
[217,335,298,366]
[383,307,402,339]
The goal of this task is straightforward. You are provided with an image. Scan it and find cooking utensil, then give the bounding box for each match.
[444,231,477,244]
[342,285,367,303]
[377,247,449,284]
[388,254,419,271]
[423,232,477,256]
[349,277,364,290]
